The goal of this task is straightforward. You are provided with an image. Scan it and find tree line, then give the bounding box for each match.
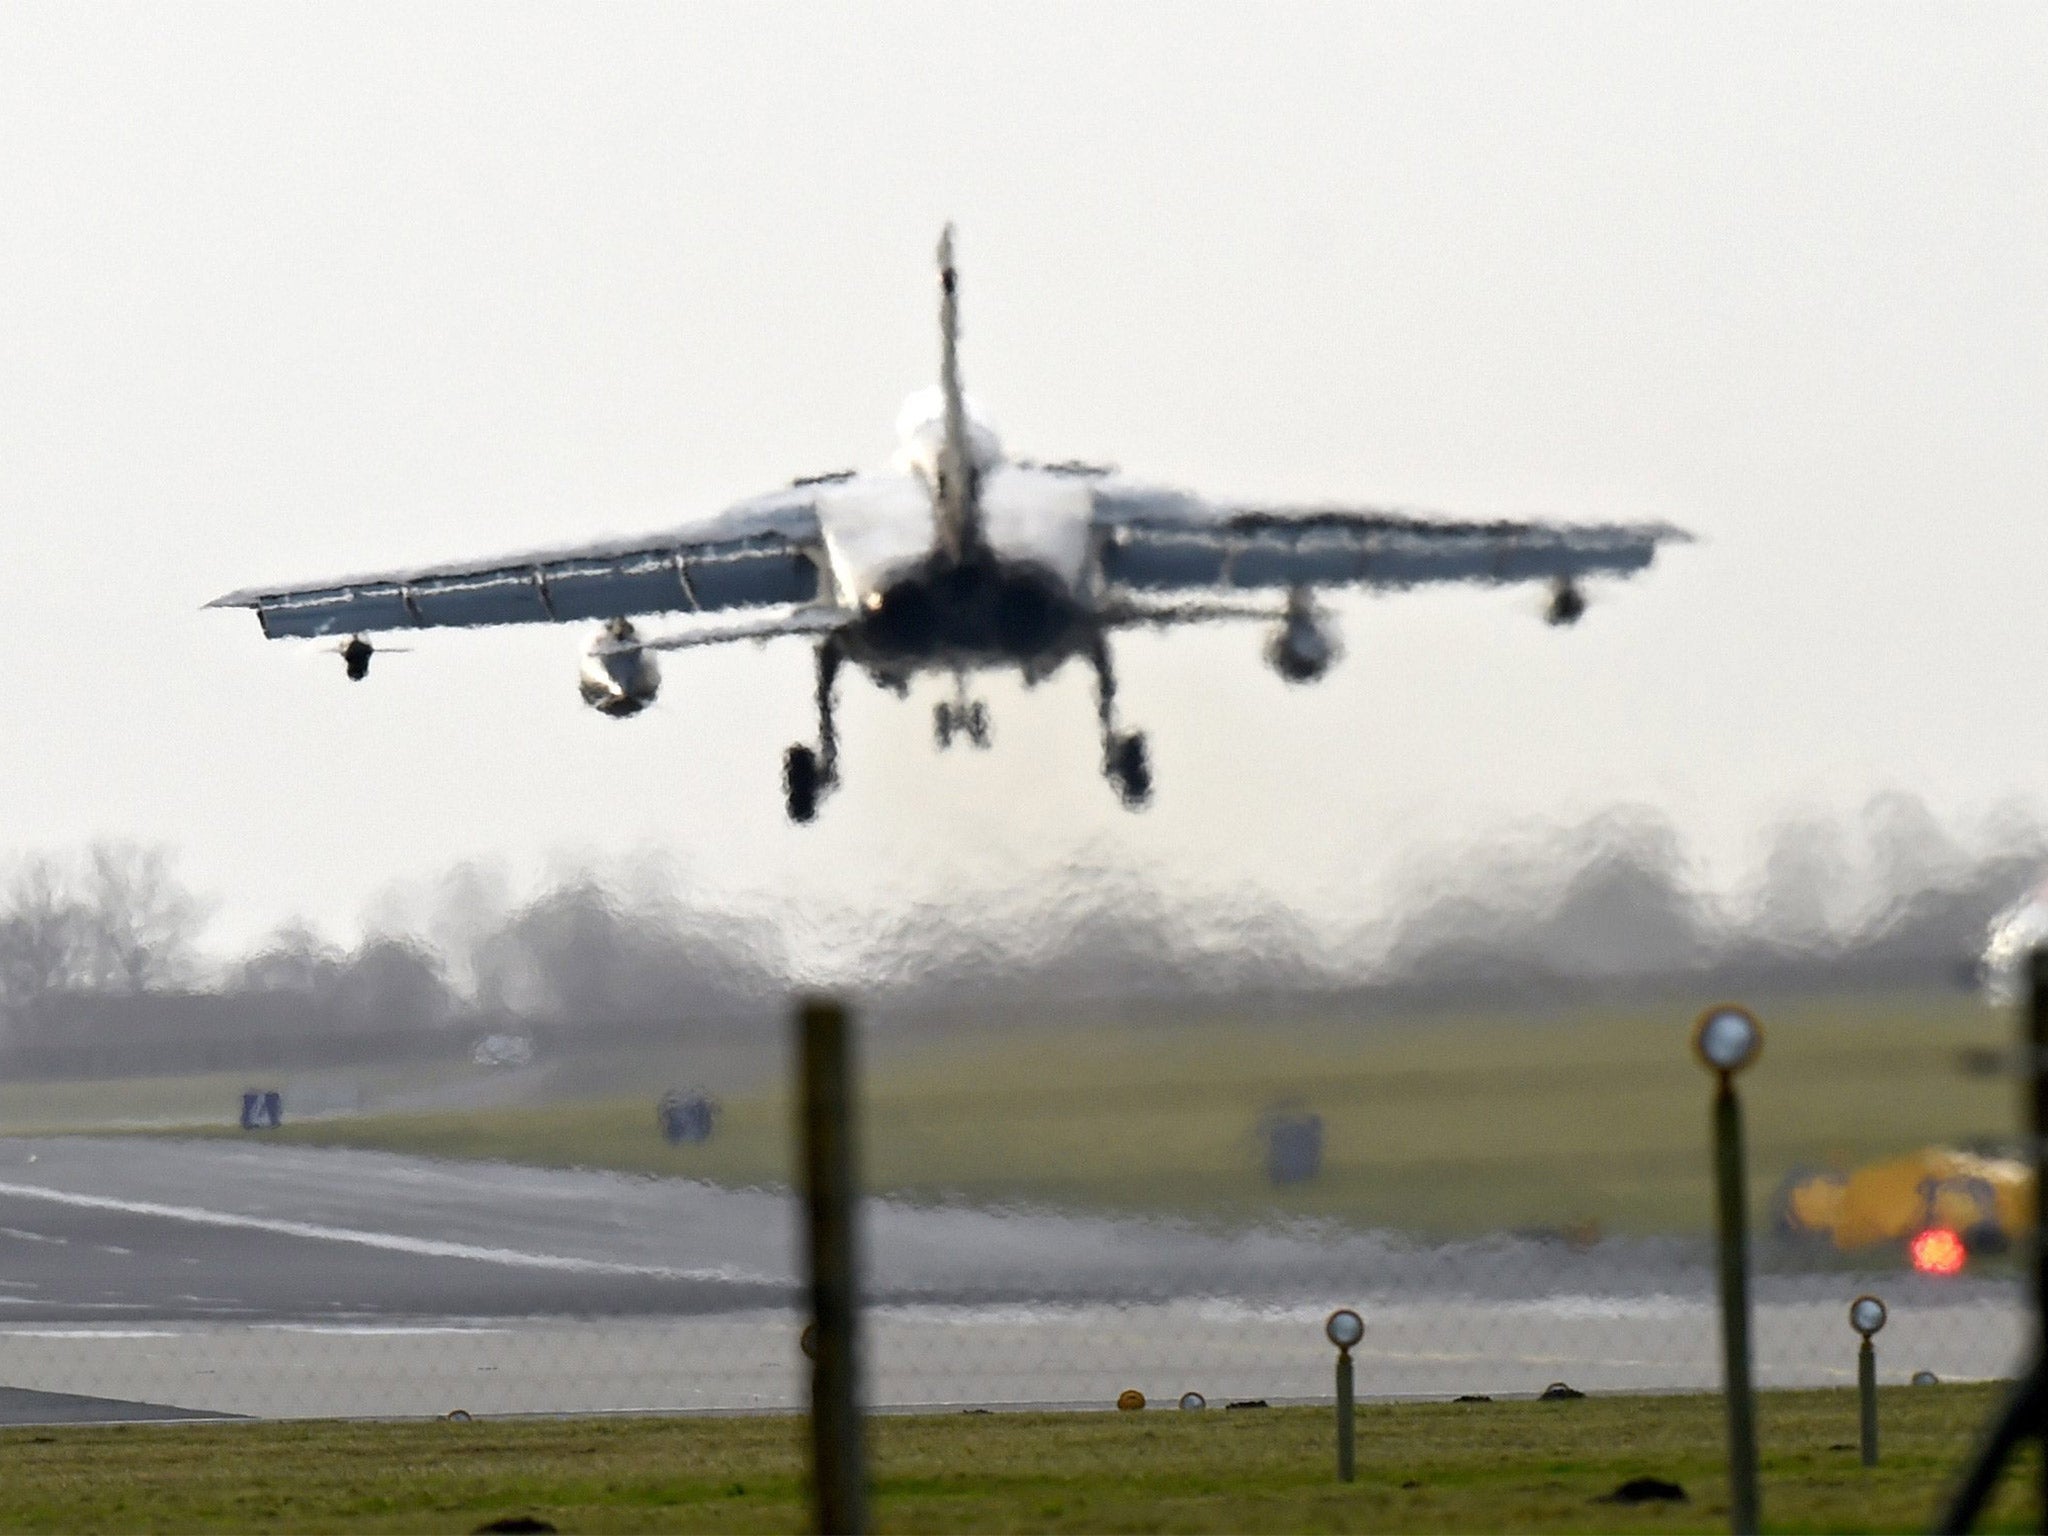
[0,844,780,1046]
[0,844,205,1017]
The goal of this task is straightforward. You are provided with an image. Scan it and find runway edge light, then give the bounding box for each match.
[1696,1002,1762,1534]
[1693,1006,1763,1078]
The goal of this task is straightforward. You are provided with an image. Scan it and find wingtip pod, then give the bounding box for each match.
[1636,520,1697,560]
[1567,518,1696,553]
[1564,518,1694,547]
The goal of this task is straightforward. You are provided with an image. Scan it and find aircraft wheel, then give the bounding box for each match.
[966,701,991,748]
[1107,732,1151,808]
[784,744,821,823]
[933,703,955,750]
[1546,581,1586,627]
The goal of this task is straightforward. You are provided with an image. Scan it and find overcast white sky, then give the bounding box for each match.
[1,3,2044,956]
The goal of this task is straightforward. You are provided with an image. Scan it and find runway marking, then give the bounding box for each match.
[0,1328,181,1339]
[0,1296,149,1312]
[0,1181,774,1287]
[259,1324,513,1336]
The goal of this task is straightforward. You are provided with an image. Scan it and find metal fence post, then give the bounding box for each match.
[1849,1291,1889,1469]
[798,996,866,1536]
[1714,1077,1760,1533]
[1938,946,2048,1533]
[1326,1309,1362,1483]
[2034,947,2048,1531]
[1335,1350,1355,1482]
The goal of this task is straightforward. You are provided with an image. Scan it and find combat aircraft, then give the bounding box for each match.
[210,228,1690,823]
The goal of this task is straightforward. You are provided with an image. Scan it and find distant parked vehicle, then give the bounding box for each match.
[240,1089,283,1130]
[1775,1145,2028,1259]
[472,1033,536,1069]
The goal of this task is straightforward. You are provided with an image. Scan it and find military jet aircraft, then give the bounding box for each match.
[210,228,1690,823]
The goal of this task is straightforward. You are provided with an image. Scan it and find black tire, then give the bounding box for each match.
[933,703,954,750]
[966,701,991,748]
[1963,1222,2011,1259]
[784,745,820,823]
[1110,733,1151,808]
[1547,582,1587,626]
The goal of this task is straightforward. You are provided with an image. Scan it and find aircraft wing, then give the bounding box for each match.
[207,485,829,639]
[1091,484,1689,595]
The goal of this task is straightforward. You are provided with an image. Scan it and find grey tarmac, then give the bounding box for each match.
[0,1138,2019,1420]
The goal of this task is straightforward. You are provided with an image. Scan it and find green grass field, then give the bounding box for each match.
[0,1068,273,1132]
[0,1388,2032,1533]
[188,990,2015,1236]
[0,1062,495,1135]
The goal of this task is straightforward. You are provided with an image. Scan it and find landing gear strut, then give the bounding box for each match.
[784,640,842,823]
[933,674,991,750]
[1089,634,1151,809]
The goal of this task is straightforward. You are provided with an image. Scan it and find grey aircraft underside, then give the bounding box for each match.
[210,229,1691,822]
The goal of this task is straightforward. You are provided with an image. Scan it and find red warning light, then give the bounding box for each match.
[1910,1227,1967,1276]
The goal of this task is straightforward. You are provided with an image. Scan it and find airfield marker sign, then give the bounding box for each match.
[1850,1294,1887,1466]
[1694,1004,1763,1536]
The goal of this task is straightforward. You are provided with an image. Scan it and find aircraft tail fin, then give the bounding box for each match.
[935,224,980,559]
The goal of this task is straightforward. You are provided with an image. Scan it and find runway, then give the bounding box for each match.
[0,1138,2021,1420]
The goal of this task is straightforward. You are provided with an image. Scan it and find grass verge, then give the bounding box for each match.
[0,1387,2032,1533]
[180,990,2013,1236]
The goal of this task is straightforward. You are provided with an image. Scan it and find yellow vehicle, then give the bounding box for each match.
[1773,1147,2032,1258]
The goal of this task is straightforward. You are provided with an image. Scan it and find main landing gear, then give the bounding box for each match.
[783,640,842,824]
[1090,635,1151,809]
[782,639,1153,822]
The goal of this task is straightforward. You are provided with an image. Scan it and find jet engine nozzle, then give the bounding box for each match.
[1266,592,1339,684]
[579,620,661,718]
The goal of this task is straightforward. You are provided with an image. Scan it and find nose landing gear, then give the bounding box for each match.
[933,676,991,750]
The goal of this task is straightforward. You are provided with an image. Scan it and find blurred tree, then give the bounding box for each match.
[230,920,347,994]
[330,937,449,1029]
[76,842,208,993]
[0,856,89,1022]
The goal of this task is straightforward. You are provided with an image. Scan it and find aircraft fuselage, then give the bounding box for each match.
[815,402,1103,677]
[851,547,1089,677]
